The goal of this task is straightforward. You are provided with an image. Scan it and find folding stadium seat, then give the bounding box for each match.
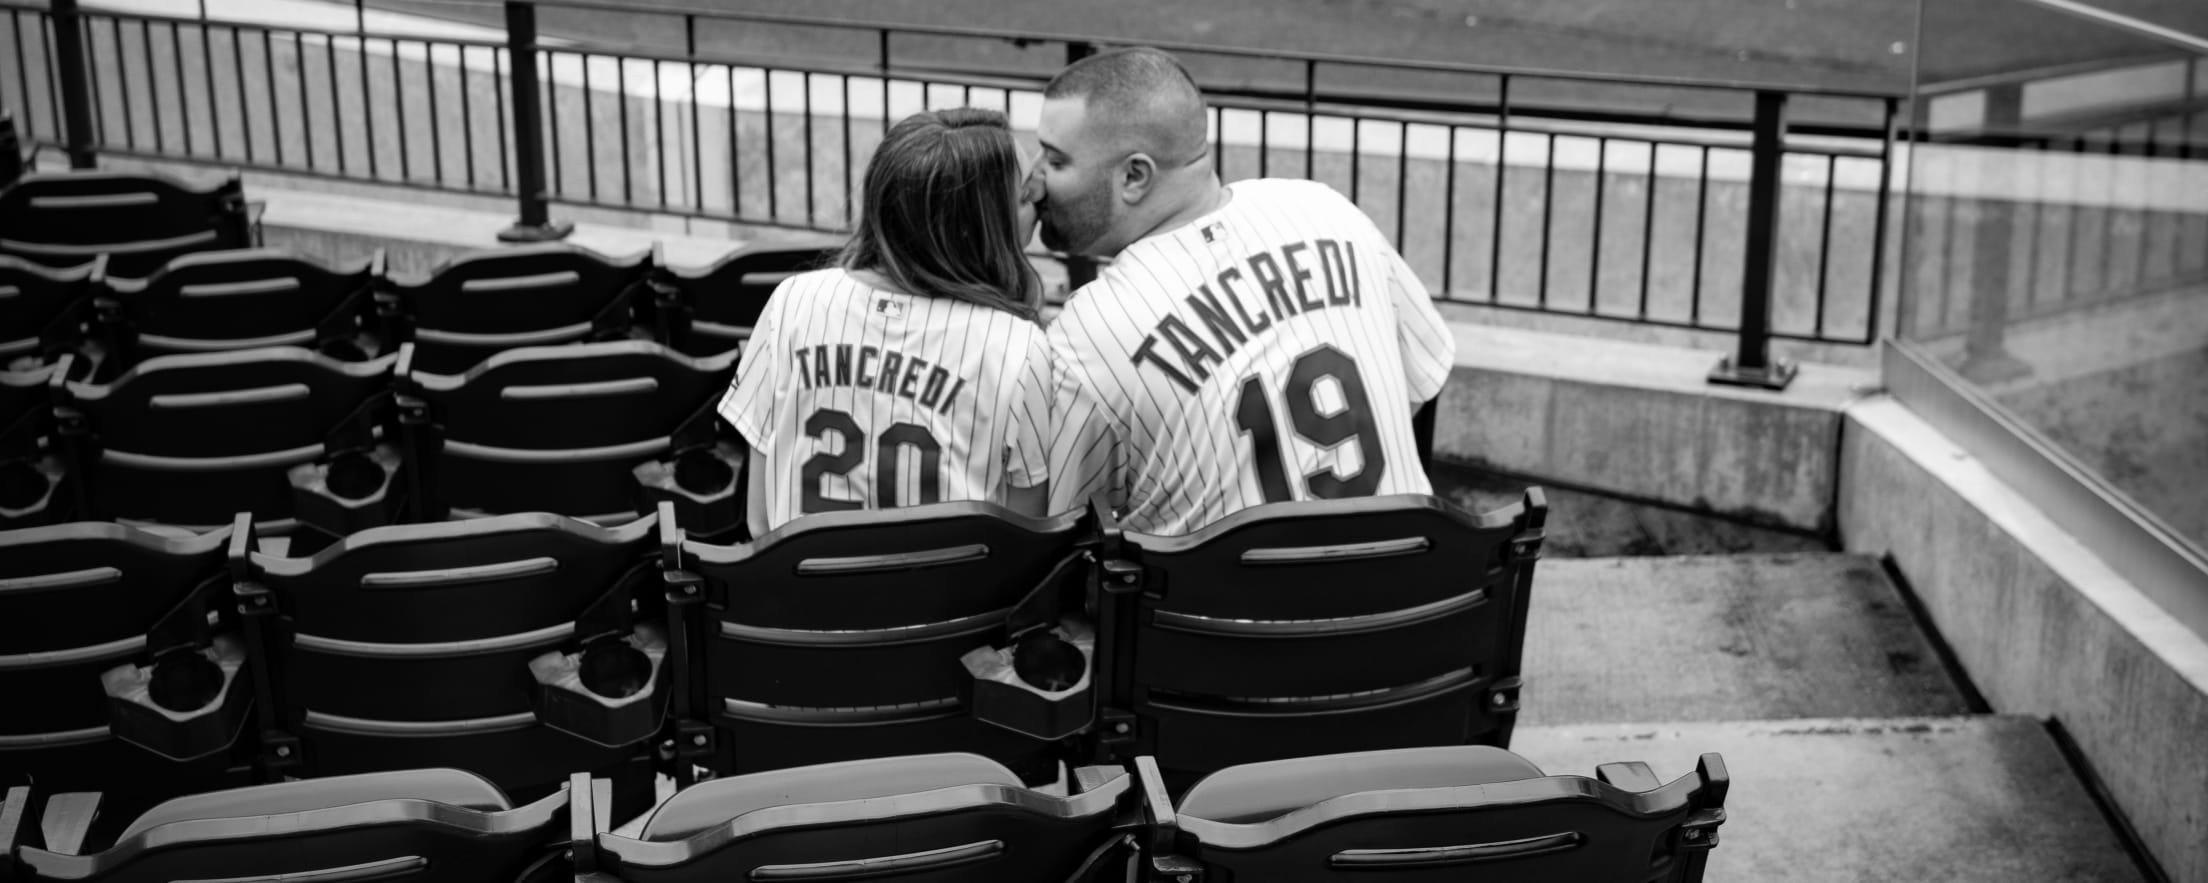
[666,503,1091,786]
[49,347,398,532]
[1,364,67,528]
[648,240,838,357]
[1088,490,1548,791]
[582,753,1135,882]
[396,340,742,531]
[1137,746,1728,882]
[0,519,255,845]
[97,248,385,373]
[378,243,653,374]
[0,256,102,375]
[245,512,671,819]
[0,769,572,881]
[0,170,256,277]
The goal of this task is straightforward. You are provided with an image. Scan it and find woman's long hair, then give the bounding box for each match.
[839,108,1043,319]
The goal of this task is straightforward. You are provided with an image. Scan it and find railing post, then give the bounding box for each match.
[1959,82,2030,383]
[497,1,573,242]
[48,0,100,169]
[1061,41,1099,291]
[1710,90,1796,390]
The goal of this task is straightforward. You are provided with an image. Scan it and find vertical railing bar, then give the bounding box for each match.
[49,4,102,167]
[686,16,701,213]
[1259,109,1270,178]
[1589,135,1608,314]
[170,21,191,155]
[357,0,374,178]
[294,32,314,169]
[391,36,408,179]
[324,29,343,172]
[423,41,442,183]
[13,12,36,143]
[45,14,68,146]
[1216,105,1227,181]
[1814,153,1836,339]
[1689,145,1709,325]
[141,19,163,153]
[233,23,253,163]
[840,74,853,225]
[1861,97,1896,344]
[1489,75,1510,304]
[1637,140,1657,319]
[803,70,816,227]
[1347,113,1359,203]
[200,5,219,158]
[493,47,509,191]
[582,51,597,200]
[498,2,567,240]
[1303,59,1317,179]
[1393,122,1408,247]
[458,41,476,189]
[618,53,633,204]
[263,28,281,165]
[764,67,778,220]
[727,62,740,216]
[654,57,667,209]
[114,18,135,149]
[540,49,557,196]
[1441,125,1456,295]
[1536,132,1555,308]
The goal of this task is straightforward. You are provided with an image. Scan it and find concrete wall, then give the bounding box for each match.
[1841,396,2208,882]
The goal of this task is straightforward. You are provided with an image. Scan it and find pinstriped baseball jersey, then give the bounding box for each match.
[718,267,1052,532]
[1045,178,1456,535]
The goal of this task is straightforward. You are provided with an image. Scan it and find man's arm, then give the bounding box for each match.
[745,445,771,539]
[1004,334,1056,519]
[1381,245,1456,403]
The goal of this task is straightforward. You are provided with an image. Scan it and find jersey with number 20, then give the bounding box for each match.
[719,267,1052,532]
[1045,178,1456,535]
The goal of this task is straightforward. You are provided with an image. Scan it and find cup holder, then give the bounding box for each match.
[147,652,225,713]
[673,448,735,495]
[1013,632,1086,692]
[0,459,49,510]
[578,641,653,700]
[324,450,386,501]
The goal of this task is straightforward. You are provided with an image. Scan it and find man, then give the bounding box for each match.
[1032,47,1456,535]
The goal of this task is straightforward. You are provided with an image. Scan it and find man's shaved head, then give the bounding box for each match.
[1044,47,1208,168]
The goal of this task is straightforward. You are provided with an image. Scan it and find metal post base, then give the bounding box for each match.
[497,219,574,243]
[1709,356,1798,390]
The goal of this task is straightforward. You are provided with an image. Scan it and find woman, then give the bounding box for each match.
[718,108,1052,537]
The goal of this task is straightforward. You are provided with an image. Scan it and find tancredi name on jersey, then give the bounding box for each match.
[1130,237,1364,393]
[789,344,970,415]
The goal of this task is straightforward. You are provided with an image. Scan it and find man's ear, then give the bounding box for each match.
[1117,153,1159,204]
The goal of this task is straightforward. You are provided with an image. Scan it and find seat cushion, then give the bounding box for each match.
[640,753,1023,841]
[118,768,511,842]
[1177,745,1544,824]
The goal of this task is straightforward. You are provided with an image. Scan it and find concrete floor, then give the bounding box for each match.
[1431,464,1832,559]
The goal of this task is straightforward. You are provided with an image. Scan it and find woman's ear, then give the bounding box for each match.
[1118,153,1159,203]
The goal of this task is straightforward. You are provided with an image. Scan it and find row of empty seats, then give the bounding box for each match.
[1,746,1728,882]
[1,235,836,382]
[0,492,1546,838]
[0,340,746,539]
[0,169,258,281]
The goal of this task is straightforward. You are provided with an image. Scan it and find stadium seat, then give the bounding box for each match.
[0,768,572,881]
[0,519,253,843]
[97,248,385,371]
[1141,747,1728,882]
[378,243,652,374]
[396,340,741,528]
[49,347,397,532]
[648,239,837,357]
[1089,490,1547,790]
[245,511,670,817]
[0,364,66,528]
[583,753,1135,882]
[669,503,1090,785]
[0,170,256,277]
[0,256,102,375]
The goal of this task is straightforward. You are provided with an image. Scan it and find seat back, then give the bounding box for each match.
[11,771,569,883]
[0,171,251,276]
[0,256,101,368]
[103,248,380,364]
[389,243,650,374]
[688,504,1085,783]
[0,364,64,529]
[654,242,836,357]
[1103,491,1545,785]
[406,340,735,522]
[252,513,665,802]
[1172,751,1728,883]
[54,348,394,528]
[0,522,240,799]
[598,754,1132,883]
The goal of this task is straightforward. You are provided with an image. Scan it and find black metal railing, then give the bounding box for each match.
[2,0,1921,376]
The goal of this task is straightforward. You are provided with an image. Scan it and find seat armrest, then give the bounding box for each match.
[1596,761,1661,792]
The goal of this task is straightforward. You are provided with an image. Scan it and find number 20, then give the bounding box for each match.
[1232,345,1386,503]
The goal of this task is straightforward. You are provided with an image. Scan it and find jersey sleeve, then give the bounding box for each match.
[716,286,787,450]
[1043,343,1127,517]
[1003,331,1053,490]
[1378,233,1456,404]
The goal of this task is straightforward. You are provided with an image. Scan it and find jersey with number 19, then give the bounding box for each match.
[1045,178,1456,535]
[719,267,1052,532]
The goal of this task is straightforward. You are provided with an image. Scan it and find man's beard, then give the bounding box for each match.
[1038,186,1112,256]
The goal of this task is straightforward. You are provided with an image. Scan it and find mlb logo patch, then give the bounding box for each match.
[874,298,905,319]
[1201,222,1225,244]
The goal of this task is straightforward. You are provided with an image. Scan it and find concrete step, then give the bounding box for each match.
[1520,554,1975,725]
[1511,716,2143,882]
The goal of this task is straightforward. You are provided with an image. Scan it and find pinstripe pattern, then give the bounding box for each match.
[719,267,1051,531]
[1045,179,1455,535]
